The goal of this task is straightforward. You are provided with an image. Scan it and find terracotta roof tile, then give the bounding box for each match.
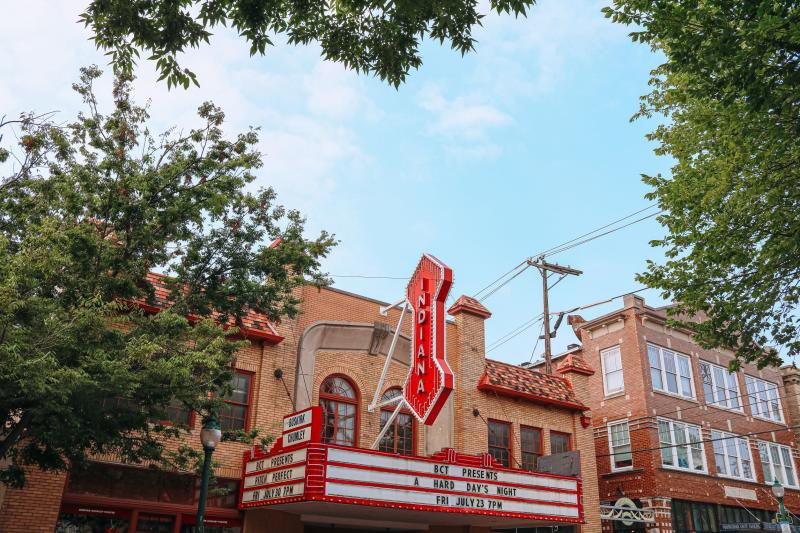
[556,353,595,376]
[479,359,587,411]
[131,272,282,343]
[447,295,491,319]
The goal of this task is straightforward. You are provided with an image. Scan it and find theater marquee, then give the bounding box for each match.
[240,408,583,524]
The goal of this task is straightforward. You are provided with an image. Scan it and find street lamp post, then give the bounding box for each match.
[196,415,222,533]
[772,479,793,526]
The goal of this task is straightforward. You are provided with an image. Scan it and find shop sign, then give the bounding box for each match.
[240,407,320,506]
[404,254,453,425]
[323,447,579,520]
[241,408,582,524]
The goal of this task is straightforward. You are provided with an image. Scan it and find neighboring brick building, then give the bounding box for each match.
[0,283,601,533]
[567,294,800,533]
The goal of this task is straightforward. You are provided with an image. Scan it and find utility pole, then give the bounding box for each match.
[528,257,583,374]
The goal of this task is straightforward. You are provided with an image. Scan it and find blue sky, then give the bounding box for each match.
[1,0,673,365]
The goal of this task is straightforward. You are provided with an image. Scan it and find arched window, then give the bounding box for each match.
[378,388,415,455]
[319,375,358,446]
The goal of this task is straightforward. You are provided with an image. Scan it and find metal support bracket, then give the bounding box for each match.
[368,300,408,412]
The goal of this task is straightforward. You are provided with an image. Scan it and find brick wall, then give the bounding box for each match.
[578,295,800,532]
[2,284,601,532]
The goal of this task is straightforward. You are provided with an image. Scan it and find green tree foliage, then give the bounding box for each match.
[604,2,800,368]
[0,67,335,487]
[79,0,535,89]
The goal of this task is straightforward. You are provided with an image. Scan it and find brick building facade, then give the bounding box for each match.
[568,294,800,533]
[0,283,601,533]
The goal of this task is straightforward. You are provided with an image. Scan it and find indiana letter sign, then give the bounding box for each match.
[404,254,454,425]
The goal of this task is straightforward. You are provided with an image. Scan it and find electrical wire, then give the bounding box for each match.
[599,375,800,432]
[532,204,661,259]
[596,423,800,459]
[486,313,545,352]
[473,260,529,299]
[527,322,546,364]
[486,315,545,354]
[544,211,662,258]
[478,263,533,303]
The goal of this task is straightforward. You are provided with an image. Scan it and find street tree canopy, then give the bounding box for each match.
[0,67,335,487]
[80,0,535,88]
[604,1,800,368]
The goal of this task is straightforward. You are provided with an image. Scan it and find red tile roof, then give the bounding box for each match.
[556,353,595,376]
[128,272,283,344]
[478,359,587,411]
[447,295,491,319]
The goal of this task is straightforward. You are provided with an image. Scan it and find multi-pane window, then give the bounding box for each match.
[758,441,798,488]
[219,371,252,431]
[711,431,753,480]
[658,418,706,472]
[745,376,784,423]
[649,344,694,398]
[164,398,193,426]
[320,375,358,446]
[700,361,741,411]
[550,431,571,454]
[488,420,512,467]
[521,426,542,472]
[608,420,632,471]
[378,388,414,455]
[601,346,624,396]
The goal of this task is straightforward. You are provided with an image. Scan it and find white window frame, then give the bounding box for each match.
[745,376,784,423]
[648,344,695,399]
[758,441,798,488]
[658,417,707,473]
[601,345,624,396]
[700,361,743,412]
[608,419,633,472]
[710,430,754,481]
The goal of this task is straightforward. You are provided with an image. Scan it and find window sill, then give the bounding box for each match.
[715,472,758,484]
[705,402,745,416]
[659,465,709,477]
[751,414,786,426]
[604,391,626,400]
[602,467,644,477]
[653,389,698,403]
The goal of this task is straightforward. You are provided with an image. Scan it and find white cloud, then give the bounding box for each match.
[416,84,511,157]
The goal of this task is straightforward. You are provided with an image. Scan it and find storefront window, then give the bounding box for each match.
[672,500,718,533]
[378,388,414,455]
[135,513,174,533]
[320,375,358,446]
[56,511,131,533]
[66,463,240,509]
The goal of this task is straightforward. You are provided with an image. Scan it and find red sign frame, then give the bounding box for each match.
[403,254,453,425]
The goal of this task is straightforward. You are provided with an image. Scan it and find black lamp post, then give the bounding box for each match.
[196,414,222,533]
[772,479,793,525]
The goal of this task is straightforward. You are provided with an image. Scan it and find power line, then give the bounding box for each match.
[478,263,532,302]
[544,211,662,258]
[486,313,544,352]
[532,204,660,259]
[596,422,800,459]
[473,261,529,299]
[471,204,661,303]
[600,374,800,431]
